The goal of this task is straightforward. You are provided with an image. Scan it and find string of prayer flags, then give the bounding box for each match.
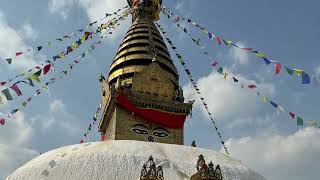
[80,103,103,143]
[160,12,318,130]
[1,15,126,126]
[156,22,229,155]
[161,6,315,86]
[1,6,130,65]
[0,9,128,89]
[162,13,318,130]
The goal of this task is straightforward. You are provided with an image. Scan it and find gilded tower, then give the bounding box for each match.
[98,0,193,145]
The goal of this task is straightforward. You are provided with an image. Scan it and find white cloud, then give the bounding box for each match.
[0,145,38,180]
[0,112,33,146]
[48,0,75,19]
[315,65,320,76]
[229,41,250,65]
[183,70,275,128]
[0,12,39,69]
[224,127,320,180]
[18,23,38,41]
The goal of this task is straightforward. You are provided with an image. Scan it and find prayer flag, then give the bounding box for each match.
[248,85,257,89]
[223,72,228,80]
[22,102,27,107]
[2,89,13,100]
[30,70,42,83]
[242,48,253,51]
[6,58,12,64]
[56,38,63,41]
[10,84,22,96]
[223,40,232,46]
[270,101,278,108]
[0,82,6,86]
[80,139,84,144]
[308,121,318,127]
[262,96,268,103]
[254,51,265,59]
[211,61,218,67]
[297,116,304,126]
[285,66,294,75]
[16,52,23,56]
[0,96,2,104]
[302,72,310,84]
[294,69,303,76]
[275,63,281,75]
[0,118,5,125]
[217,67,223,74]
[289,112,295,119]
[43,64,51,75]
[216,37,222,45]
[233,77,239,82]
[37,46,43,51]
[264,58,271,65]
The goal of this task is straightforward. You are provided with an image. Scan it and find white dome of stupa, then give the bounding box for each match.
[6,140,266,180]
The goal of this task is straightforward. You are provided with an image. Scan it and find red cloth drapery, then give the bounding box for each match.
[116,92,187,129]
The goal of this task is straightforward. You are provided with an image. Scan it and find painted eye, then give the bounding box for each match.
[153,132,169,137]
[131,124,149,135]
[132,128,149,135]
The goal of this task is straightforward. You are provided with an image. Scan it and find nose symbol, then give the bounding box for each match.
[148,136,154,142]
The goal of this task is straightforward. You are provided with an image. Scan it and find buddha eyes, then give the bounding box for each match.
[153,132,168,137]
[132,128,149,135]
[152,128,169,138]
[131,124,169,138]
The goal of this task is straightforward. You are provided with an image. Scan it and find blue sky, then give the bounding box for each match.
[0,0,319,179]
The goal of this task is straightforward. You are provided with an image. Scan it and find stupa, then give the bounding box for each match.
[6,0,266,179]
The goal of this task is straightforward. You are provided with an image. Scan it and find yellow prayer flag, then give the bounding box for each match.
[255,52,266,59]
[72,42,79,49]
[223,72,228,80]
[293,69,304,76]
[262,96,268,103]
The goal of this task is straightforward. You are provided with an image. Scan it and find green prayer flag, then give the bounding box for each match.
[223,40,232,46]
[218,67,223,74]
[2,89,13,101]
[0,95,2,104]
[285,66,294,75]
[297,116,304,126]
[255,51,266,59]
[22,102,27,107]
[30,70,42,83]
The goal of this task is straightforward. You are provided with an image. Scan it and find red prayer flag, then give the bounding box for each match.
[289,112,295,119]
[16,52,23,56]
[80,139,84,144]
[0,118,5,125]
[211,61,219,67]
[10,84,22,96]
[216,37,222,45]
[276,63,281,75]
[248,84,257,89]
[43,64,51,75]
[242,48,253,51]
[0,82,6,86]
